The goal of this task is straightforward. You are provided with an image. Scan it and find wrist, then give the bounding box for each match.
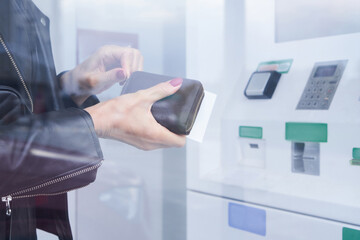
[61,70,90,106]
[84,100,115,139]
[59,71,72,91]
[84,105,103,138]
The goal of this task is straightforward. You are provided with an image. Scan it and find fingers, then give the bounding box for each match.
[154,126,187,148]
[127,132,186,151]
[132,52,143,72]
[117,47,143,78]
[138,55,144,71]
[88,68,126,94]
[120,51,132,78]
[118,50,143,86]
[98,45,143,78]
[136,123,186,150]
[143,78,183,103]
[109,68,126,84]
[102,68,126,85]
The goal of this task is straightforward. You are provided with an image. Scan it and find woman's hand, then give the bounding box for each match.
[84,78,186,150]
[61,45,143,105]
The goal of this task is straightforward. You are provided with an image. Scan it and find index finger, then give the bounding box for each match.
[120,51,132,79]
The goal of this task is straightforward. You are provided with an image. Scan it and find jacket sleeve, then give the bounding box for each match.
[0,105,103,198]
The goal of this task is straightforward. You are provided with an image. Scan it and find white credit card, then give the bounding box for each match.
[187,90,217,143]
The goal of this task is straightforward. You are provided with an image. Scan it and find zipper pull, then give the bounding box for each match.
[2,196,12,216]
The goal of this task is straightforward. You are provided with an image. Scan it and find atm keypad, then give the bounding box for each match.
[296,60,347,110]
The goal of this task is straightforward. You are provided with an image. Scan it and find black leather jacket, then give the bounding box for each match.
[0,0,104,239]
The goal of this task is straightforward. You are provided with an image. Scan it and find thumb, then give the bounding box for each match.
[145,78,183,103]
[109,68,127,84]
[94,68,126,86]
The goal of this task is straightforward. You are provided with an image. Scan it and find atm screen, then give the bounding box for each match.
[314,65,337,78]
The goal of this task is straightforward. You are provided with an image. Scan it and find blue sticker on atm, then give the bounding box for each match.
[228,202,266,236]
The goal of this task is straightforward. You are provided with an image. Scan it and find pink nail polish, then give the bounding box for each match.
[169,78,183,87]
[117,70,125,79]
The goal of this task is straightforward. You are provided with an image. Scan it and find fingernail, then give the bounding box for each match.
[117,69,125,79]
[119,79,127,86]
[169,78,183,87]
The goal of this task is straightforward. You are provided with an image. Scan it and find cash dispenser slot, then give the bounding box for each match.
[286,122,328,176]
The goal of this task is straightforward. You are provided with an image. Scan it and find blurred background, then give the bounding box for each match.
[34,0,187,239]
[33,0,360,239]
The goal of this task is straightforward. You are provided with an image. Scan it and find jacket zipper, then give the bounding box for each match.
[1,196,12,216]
[0,34,34,112]
[2,160,103,216]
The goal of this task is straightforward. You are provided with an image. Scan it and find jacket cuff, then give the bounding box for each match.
[80,95,100,108]
[73,108,103,159]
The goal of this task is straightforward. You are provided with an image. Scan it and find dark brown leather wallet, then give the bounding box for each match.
[121,71,204,135]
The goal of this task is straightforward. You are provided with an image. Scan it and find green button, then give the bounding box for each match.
[239,126,263,139]
[353,148,360,160]
[343,227,360,240]
[285,122,327,143]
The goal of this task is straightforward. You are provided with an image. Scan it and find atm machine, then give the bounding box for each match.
[186,0,360,239]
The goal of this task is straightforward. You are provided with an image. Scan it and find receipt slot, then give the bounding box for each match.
[237,126,266,168]
[286,122,327,176]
